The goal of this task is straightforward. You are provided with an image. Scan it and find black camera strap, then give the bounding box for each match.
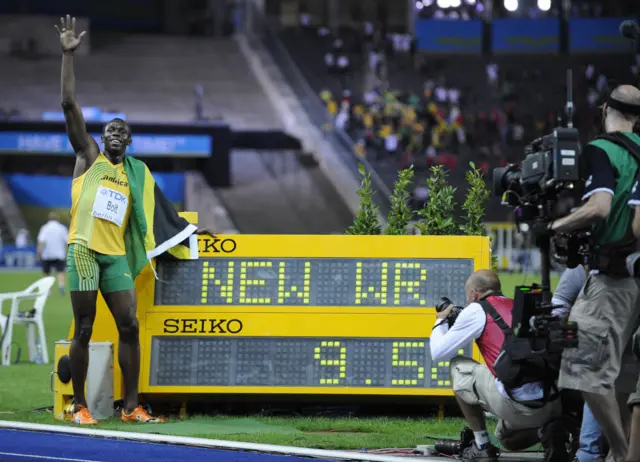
[594,132,640,168]
[478,300,557,409]
[478,299,511,333]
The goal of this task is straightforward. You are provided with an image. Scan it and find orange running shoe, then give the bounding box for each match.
[72,405,98,425]
[121,405,166,423]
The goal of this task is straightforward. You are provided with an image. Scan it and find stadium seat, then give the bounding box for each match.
[0,276,55,366]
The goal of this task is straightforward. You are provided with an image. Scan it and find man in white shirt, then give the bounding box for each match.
[384,130,398,157]
[15,229,30,248]
[37,212,69,295]
[430,270,566,461]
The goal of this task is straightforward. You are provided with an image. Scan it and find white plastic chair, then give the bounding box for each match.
[0,276,55,366]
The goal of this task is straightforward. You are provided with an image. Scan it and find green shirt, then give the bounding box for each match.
[588,132,640,246]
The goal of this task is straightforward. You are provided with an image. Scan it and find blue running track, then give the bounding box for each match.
[0,429,334,462]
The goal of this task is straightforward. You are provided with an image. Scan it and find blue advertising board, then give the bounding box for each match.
[0,246,38,269]
[41,110,127,123]
[492,19,559,53]
[3,172,186,207]
[415,19,482,53]
[569,18,634,53]
[0,132,212,157]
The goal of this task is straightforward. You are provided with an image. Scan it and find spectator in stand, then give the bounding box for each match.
[335,101,350,131]
[320,89,338,130]
[384,126,398,159]
[411,184,428,211]
[487,63,500,94]
[324,50,335,75]
[336,53,350,90]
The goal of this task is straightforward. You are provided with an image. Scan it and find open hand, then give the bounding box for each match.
[55,15,87,52]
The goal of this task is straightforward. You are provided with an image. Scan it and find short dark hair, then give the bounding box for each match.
[103,118,130,134]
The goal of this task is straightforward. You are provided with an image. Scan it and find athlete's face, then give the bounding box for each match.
[102,120,131,155]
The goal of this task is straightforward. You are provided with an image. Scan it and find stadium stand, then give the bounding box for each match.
[0,176,28,243]
[0,33,283,129]
[273,18,638,223]
[216,149,353,234]
[184,171,238,235]
[239,30,373,219]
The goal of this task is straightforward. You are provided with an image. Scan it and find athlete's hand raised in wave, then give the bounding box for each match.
[55,15,87,53]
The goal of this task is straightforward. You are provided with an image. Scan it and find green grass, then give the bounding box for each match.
[0,270,558,449]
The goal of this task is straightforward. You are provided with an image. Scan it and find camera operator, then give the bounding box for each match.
[552,264,610,462]
[622,177,640,462]
[545,84,640,462]
[430,270,566,462]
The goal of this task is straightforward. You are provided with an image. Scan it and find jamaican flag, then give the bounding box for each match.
[123,156,198,279]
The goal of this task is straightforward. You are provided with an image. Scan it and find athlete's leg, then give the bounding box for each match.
[69,290,98,408]
[56,260,67,295]
[99,254,164,422]
[66,244,100,414]
[102,289,139,414]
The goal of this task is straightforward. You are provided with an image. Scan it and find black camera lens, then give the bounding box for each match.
[492,165,522,198]
[436,297,453,312]
[493,167,508,197]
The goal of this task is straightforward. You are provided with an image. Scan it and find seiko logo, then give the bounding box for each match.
[163,318,243,334]
[200,238,237,253]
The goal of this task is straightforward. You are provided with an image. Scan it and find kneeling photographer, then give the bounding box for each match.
[545,85,640,462]
[430,270,567,462]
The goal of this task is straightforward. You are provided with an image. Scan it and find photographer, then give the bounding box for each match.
[430,270,566,462]
[548,84,640,462]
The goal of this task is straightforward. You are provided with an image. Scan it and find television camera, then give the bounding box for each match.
[488,70,580,410]
[492,69,586,303]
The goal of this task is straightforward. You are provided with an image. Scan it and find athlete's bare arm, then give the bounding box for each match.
[56,15,99,178]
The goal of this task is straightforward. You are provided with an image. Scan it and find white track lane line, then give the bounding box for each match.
[0,451,102,462]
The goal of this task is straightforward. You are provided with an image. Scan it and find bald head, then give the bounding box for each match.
[48,212,59,222]
[606,85,640,130]
[610,85,640,107]
[465,270,501,303]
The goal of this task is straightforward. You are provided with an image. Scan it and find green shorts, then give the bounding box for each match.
[67,243,135,293]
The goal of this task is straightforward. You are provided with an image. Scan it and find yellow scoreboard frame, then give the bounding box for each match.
[64,214,490,401]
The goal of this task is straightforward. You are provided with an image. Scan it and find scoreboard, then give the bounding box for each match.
[136,234,490,396]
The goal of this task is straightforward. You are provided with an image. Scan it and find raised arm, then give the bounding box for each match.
[56,15,98,166]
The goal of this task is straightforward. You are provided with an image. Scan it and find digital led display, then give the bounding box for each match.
[155,258,473,307]
[149,337,471,388]
[138,234,490,397]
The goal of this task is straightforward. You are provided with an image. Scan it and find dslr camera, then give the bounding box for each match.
[435,297,464,328]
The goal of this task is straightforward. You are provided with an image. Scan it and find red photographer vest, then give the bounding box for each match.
[475,295,514,377]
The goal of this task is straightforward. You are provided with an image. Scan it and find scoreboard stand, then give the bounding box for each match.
[53,214,490,420]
